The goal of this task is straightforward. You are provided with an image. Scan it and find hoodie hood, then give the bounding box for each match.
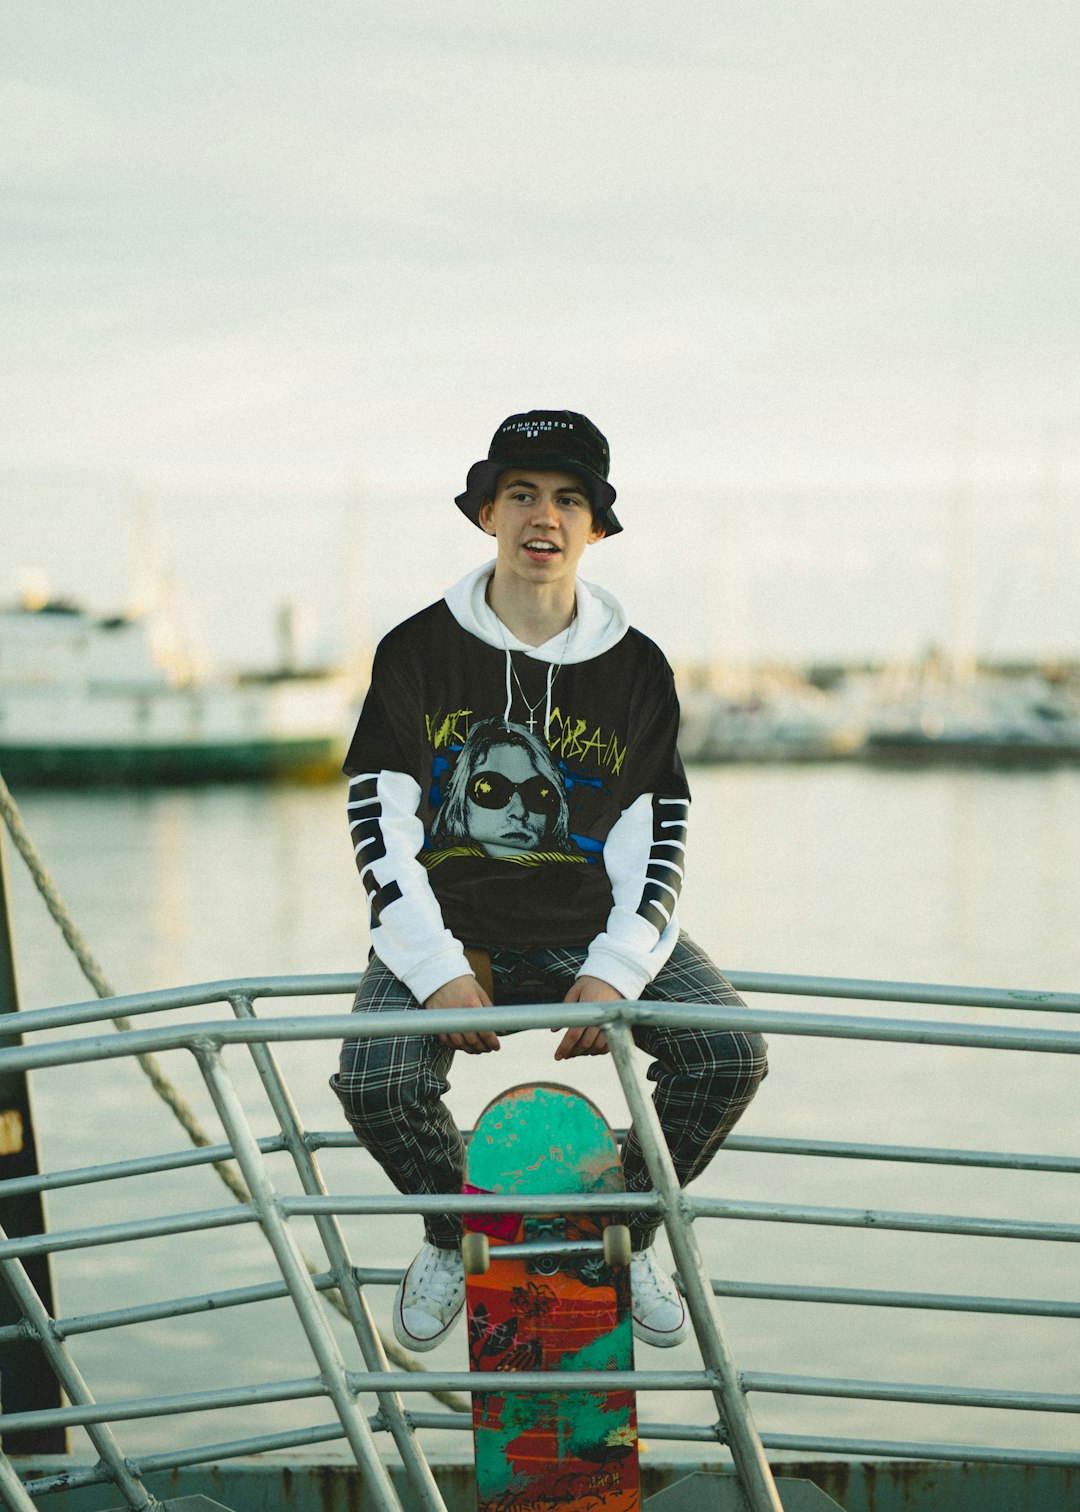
[443,561,630,738]
[443,560,629,665]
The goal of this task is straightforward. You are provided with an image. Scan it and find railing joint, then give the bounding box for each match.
[189,1033,223,1057]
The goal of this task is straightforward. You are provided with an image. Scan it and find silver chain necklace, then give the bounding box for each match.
[497,609,576,736]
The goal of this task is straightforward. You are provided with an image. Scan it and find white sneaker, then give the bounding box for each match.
[630,1246,688,1347]
[393,1241,466,1352]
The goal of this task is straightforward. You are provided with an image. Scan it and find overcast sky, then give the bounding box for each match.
[3,2,1079,666]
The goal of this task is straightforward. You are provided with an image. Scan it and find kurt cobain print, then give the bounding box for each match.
[426,719,585,866]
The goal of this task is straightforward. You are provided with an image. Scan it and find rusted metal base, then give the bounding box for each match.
[644,1470,844,1510]
[17,1455,1080,1512]
[104,1501,237,1511]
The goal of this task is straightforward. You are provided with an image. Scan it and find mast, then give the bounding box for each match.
[949,362,978,684]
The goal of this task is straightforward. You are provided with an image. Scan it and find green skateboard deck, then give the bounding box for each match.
[463,1082,639,1512]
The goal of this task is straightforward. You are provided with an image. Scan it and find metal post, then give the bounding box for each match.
[607,1016,784,1512]
[193,1043,405,1512]
[0,1446,40,1512]
[0,822,65,1454]
[0,1228,158,1508]
[229,993,449,1512]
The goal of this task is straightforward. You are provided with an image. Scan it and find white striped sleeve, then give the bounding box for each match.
[347,770,472,1003]
[577,791,685,999]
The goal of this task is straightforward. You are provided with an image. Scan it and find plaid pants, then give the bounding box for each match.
[330,932,767,1250]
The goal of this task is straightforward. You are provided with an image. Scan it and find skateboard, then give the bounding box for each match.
[462,1082,639,1512]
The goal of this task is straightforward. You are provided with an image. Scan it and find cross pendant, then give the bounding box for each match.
[525,712,537,733]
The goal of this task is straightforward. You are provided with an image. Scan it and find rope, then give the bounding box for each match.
[0,768,467,1409]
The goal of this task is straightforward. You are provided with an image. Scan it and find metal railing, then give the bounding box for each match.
[1,970,1079,1512]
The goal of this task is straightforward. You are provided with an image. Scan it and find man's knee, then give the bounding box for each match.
[330,1038,447,1132]
[641,1026,767,1086]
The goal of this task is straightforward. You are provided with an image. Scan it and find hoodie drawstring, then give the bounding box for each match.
[501,651,558,738]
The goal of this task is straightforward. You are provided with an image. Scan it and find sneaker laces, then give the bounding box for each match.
[631,1249,679,1313]
[410,1245,463,1307]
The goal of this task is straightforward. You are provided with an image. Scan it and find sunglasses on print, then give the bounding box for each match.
[469,771,561,817]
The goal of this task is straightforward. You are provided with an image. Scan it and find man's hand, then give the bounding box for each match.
[553,976,622,1060]
[424,976,499,1054]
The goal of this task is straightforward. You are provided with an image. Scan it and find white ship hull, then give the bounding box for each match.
[0,603,355,784]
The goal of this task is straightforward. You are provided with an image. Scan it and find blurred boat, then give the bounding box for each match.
[677,677,866,763]
[864,672,1080,765]
[0,597,356,785]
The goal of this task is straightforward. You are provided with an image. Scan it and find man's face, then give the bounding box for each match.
[465,742,558,855]
[479,469,605,588]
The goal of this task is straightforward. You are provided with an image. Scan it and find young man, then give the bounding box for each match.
[331,410,766,1352]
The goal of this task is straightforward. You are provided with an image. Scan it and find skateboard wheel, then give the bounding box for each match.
[603,1224,632,1267]
[461,1231,490,1275]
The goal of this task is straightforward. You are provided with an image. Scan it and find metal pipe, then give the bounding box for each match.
[742,1371,1080,1412]
[0,1189,656,1267]
[3,998,1080,1077]
[4,973,363,1037]
[0,1234,157,1508]
[0,1200,256,1261]
[0,1366,719,1435]
[194,1044,404,1512]
[406,1411,727,1444]
[605,1019,785,1512]
[4,1263,1071,1353]
[8,1181,1076,1268]
[131,1421,348,1474]
[285,1191,660,1217]
[723,969,1080,1015]
[0,1373,325,1434]
[715,1132,1080,1174]
[760,1431,1080,1467]
[0,1132,289,1201]
[8,962,1078,1041]
[0,1450,41,1512]
[21,1423,346,1499]
[709,1277,1080,1318]
[688,1194,1080,1242]
[33,1272,341,1340]
[6,1123,1076,1203]
[343,1369,709,1393]
[229,991,449,1512]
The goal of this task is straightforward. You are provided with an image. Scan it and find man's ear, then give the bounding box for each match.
[478,498,497,535]
[588,518,607,544]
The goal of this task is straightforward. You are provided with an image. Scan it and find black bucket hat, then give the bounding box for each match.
[455,409,623,537]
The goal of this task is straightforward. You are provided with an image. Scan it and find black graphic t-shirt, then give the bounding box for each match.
[344,592,690,1002]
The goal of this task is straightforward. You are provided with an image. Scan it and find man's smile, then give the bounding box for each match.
[523,538,560,560]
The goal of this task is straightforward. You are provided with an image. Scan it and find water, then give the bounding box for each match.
[5,765,1079,1466]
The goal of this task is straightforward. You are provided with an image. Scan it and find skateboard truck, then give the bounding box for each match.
[461,1220,632,1275]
